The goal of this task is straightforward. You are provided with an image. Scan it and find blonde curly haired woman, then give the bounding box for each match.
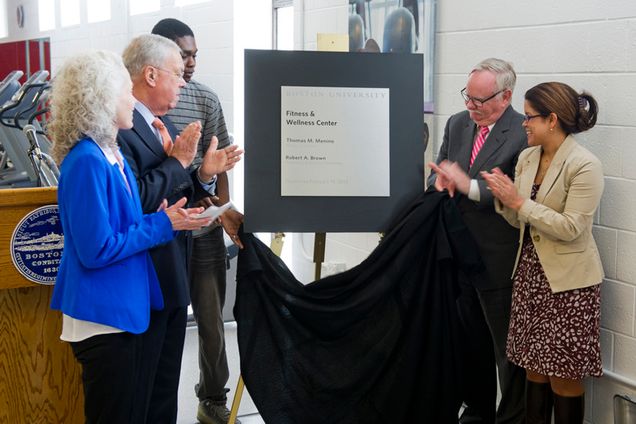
[49,50,210,423]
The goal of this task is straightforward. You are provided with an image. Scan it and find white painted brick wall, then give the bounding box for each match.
[622,127,636,179]
[578,127,622,179]
[617,231,636,284]
[615,334,636,380]
[592,227,617,280]
[601,280,635,335]
[600,329,615,371]
[602,179,636,232]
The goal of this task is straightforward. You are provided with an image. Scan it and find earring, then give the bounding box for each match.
[549,128,554,131]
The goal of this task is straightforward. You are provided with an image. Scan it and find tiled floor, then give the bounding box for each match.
[177,322,264,424]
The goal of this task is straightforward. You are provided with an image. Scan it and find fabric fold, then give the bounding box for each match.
[235,191,483,424]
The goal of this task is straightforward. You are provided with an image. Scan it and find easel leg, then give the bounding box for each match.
[228,232,286,423]
[228,375,244,424]
[314,232,326,280]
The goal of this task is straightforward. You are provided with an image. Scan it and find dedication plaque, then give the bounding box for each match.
[280,86,390,197]
[244,49,424,232]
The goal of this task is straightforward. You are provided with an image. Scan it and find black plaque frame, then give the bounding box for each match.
[244,49,424,232]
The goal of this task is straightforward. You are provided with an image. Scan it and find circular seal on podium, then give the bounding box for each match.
[10,205,64,285]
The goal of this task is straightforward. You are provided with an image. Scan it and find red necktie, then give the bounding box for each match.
[470,125,489,167]
[152,118,173,154]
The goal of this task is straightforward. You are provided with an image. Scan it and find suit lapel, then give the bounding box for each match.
[458,119,476,171]
[132,109,166,159]
[469,106,515,176]
[536,135,577,203]
[518,147,541,198]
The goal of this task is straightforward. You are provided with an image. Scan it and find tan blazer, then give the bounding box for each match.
[495,135,604,292]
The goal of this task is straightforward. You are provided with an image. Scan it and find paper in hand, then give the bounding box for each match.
[195,201,233,222]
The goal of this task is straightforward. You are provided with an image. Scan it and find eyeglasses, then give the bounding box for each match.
[523,114,545,123]
[153,66,185,82]
[460,88,504,107]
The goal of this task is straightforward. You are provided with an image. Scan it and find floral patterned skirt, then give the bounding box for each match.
[506,232,602,380]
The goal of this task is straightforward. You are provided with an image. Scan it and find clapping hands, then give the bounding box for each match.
[170,121,202,168]
[197,136,244,182]
[158,197,213,231]
[481,168,524,210]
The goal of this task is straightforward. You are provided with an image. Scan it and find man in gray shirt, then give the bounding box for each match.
[152,18,243,424]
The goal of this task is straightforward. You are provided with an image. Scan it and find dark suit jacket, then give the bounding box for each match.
[428,105,528,290]
[118,110,205,308]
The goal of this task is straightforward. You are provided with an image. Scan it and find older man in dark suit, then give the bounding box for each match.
[428,58,527,424]
[117,34,241,424]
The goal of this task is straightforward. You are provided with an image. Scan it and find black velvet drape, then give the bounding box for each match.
[235,191,482,423]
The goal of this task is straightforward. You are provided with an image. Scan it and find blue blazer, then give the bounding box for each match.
[51,138,174,334]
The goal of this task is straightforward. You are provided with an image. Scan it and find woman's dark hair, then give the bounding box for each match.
[525,82,598,134]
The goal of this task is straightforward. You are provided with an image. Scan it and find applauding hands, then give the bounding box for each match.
[198,136,244,182]
[481,167,525,210]
[168,121,244,180]
[158,197,213,230]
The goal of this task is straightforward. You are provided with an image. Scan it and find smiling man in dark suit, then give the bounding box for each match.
[428,58,527,424]
[117,34,241,424]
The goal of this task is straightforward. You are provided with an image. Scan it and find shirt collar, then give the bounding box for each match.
[134,99,157,128]
[91,139,118,166]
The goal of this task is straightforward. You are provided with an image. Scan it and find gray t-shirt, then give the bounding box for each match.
[166,79,230,170]
[166,79,231,236]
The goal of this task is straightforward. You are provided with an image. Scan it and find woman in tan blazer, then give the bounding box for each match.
[482,82,604,424]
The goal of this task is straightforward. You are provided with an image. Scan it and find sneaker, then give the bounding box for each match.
[197,399,242,424]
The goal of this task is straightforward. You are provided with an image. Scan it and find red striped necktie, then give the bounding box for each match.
[470,125,489,167]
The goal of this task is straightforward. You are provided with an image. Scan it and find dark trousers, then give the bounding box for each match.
[137,305,188,424]
[457,277,526,424]
[189,226,230,401]
[71,332,144,424]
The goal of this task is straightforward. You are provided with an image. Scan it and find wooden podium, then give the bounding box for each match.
[0,187,84,423]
